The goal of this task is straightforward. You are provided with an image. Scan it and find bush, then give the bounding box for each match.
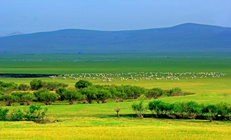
[0,107,9,121]
[56,87,67,101]
[42,81,68,91]
[79,86,97,103]
[23,105,48,122]
[34,89,59,105]
[0,105,48,122]
[146,88,165,99]
[166,87,182,96]
[63,90,84,105]
[11,92,37,105]
[18,84,30,91]
[132,101,146,118]
[0,91,4,95]
[30,79,43,90]
[96,89,112,103]
[0,81,18,93]
[0,94,19,106]
[75,80,92,89]
[9,109,24,121]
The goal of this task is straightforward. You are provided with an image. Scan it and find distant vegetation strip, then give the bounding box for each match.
[131,100,231,121]
[0,80,194,106]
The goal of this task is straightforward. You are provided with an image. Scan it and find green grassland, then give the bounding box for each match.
[0,53,231,139]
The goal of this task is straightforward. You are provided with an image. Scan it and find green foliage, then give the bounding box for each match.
[42,81,68,91]
[132,101,147,118]
[0,94,19,106]
[0,107,9,121]
[34,89,59,105]
[145,88,165,99]
[11,91,36,105]
[79,86,97,103]
[30,79,67,91]
[56,87,67,101]
[63,90,84,104]
[1,105,48,122]
[148,100,231,121]
[0,81,18,93]
[30,79,43,90]
[75,80,93,89]
[9,109,24,121]
[18,83,30,91]
[0,91,4,95]
[96,89,112,103]
[23,105,48,121]
[166,87,182,96]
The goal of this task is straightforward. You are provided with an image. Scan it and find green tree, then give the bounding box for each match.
[75,80,92,89]
[79,86,97,103]
[30,79,43,90]
[63,90,84,105]
[34,89,59,105]
[132,101,146,118]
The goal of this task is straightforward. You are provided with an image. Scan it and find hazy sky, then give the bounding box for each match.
[0,0,231,35]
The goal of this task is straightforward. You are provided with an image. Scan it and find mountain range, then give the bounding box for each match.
[0,23,231,53]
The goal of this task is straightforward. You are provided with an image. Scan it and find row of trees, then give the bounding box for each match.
[0,80,195,106]
[132,100,231,121]
[0,80,68,94]
[0,105,47,122]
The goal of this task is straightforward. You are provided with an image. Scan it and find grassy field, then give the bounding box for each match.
[0,52,231,139]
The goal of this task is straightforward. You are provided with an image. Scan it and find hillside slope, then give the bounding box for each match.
[0,23,231,53]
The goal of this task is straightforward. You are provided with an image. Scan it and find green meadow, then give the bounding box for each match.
[0,53,231,139]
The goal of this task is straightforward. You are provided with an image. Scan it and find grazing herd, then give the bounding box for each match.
[49,72,227,82]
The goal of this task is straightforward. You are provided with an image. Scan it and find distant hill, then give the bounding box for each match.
[0,23,231,53]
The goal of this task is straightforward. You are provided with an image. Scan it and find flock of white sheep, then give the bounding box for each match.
[49,72,227,82]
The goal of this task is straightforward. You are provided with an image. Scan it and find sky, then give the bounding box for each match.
[0,0,231,35]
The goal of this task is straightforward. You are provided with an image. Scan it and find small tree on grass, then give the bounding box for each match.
[114,107,121,118]
[63,90,84,105]
[75,80,92,89]
[132,101,146,119]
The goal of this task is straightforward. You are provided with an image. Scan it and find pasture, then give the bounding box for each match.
[0,52,231,139]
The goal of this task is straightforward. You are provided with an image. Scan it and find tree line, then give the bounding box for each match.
[0,80,194,106]
[131,100,231,121]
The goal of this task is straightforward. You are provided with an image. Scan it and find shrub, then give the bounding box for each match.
[75,80,92,89]
[18,84,30,91]
[0,81,18,93]
[63,90,84,105]
[11,92,36,105]
[132,101,146,118]
[34,89,59,105]
[0,91,4,95]
[0,94,19,106]
[167,87,182,96]
[30,79,43,90]
[23,105,48,122]
[9,109,24,121]
[145,88,165,99]
[79,86,97,103]
[56,87,67,101]
[96,89,112,103]
[0,107,9,121]
[42,81,68,91]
